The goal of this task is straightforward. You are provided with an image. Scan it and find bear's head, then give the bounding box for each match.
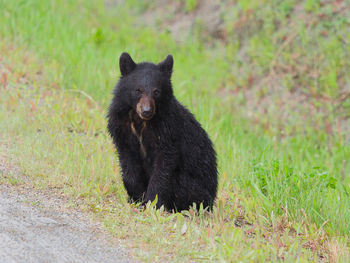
[117,52,173,121]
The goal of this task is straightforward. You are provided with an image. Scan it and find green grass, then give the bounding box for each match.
[0,0,349,261]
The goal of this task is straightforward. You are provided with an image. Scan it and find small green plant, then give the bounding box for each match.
[184,0,197,13]
[304,0,320,13]
[8,176,20,186]
[308,166,337,190]
[92,28,105,46]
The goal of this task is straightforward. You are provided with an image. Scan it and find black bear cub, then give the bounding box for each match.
[107,53,217,211]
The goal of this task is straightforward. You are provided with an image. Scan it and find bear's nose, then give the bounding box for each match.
[141,107,153,119]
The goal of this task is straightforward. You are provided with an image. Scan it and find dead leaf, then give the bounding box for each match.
[181,223,187,235]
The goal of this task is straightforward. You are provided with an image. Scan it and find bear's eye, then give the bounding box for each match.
[153,89,160,96]
[136,88,142,94]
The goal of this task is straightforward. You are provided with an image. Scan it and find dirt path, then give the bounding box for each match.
[0,162,131,263]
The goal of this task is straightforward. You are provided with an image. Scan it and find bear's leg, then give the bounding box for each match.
[122,173,147,203]
[173,173,215,211]
[143,148,180,210]
[143,175,173,209]
[119,151,148,203]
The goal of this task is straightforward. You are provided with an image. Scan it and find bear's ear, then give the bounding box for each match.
[119,52,136,76]
[158,54,173,75]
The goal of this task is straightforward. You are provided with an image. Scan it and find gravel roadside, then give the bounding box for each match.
[0,158,132,263]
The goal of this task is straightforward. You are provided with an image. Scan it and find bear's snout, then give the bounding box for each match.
[141,106,153,119]
[136,96,155,120]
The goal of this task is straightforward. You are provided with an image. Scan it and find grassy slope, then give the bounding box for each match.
[0,0,349,262]
[1,39,336,263]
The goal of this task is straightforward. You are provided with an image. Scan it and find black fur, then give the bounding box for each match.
[107,53,217,211]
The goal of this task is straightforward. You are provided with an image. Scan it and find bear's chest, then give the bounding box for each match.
[129,119,160,161]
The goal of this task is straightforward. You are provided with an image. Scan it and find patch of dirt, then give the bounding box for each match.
[0,154,133,263]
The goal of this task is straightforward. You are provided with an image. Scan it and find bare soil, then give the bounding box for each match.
[0,156,132,263]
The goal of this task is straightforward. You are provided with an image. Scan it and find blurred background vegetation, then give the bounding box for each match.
[116,0,350,138]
